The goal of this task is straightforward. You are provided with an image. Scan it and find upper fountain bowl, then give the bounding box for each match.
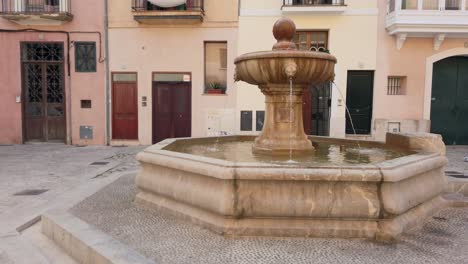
[234,17,337,86]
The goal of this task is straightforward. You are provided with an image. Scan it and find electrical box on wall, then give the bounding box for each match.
[80,126,93,140]
[256,111,265,131]
[241,111,253,131]
[388,122,401,133]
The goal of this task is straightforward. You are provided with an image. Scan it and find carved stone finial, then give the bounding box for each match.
[272,17,297,51]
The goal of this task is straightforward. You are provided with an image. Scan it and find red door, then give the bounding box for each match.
[153,82,191,143]
[112,81,138,140]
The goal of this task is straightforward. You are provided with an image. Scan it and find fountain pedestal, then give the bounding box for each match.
[254,84,313,154]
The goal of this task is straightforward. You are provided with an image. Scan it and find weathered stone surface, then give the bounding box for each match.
[135,133,448,241]
[386,132,446,155]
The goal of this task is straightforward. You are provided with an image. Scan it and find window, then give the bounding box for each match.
[75,42,96,72]
[293,31,329,52]
[205,42,227,94]
[113,73,137,82]
[401,0,418,10]
[387,76,406,95]
[81,100,92,108]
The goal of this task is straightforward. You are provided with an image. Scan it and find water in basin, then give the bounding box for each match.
[165,138,413,166]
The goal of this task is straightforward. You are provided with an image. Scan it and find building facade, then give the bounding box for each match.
[0,0,106,145]
[373,0,468,145]
[236,0,379,138]
[107,0,238,145]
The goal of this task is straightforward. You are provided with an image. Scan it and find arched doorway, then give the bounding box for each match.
[431,56,468,145]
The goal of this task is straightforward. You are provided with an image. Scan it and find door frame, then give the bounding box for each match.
[111,71,139,140]
[21,41,66,143]
[345,70,375,135]
[151,71,192,144]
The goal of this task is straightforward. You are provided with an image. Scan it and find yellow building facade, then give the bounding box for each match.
[236,0,378,138]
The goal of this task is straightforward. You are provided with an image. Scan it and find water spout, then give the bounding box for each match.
[284,61,297,80]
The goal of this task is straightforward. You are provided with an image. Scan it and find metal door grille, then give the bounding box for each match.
[310,82,331,136]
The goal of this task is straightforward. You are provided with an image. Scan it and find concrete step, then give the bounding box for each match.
[446,176,468,196]
[21,222,77,264]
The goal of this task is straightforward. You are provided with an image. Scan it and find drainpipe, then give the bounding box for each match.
[104,0,110,145]
[68,73,72,145]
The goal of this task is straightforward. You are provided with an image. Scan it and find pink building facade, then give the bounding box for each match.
[373,0,468,145]
[0,0,106,145]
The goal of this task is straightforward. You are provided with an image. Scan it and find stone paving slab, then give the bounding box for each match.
[0,144,145,264]
[71,174,468,264]
[0,144,144,214]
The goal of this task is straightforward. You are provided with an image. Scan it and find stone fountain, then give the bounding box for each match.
[234,18,336,154]
[136,18,448,242]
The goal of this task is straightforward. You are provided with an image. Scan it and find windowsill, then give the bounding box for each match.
[202,93,228,96]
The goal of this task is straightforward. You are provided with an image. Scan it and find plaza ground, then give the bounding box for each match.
[0,143,466,263]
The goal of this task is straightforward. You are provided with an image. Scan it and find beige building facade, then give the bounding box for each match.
[108,0,238,145]
[236,0,379,138]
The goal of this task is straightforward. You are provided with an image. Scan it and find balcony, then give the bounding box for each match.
[387,0,468,50]
[0,0,72,25]
[282,0,347,14]
[132,0,204,25]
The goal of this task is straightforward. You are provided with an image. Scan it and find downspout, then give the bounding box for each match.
[68,60,72,145]
[104,0,110,145]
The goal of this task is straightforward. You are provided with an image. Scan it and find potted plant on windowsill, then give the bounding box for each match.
[206,82,224,94]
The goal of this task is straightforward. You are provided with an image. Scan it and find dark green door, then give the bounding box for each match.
[345,71,374,135]
[431,56,468,145]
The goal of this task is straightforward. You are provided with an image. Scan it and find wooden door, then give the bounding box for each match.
[112,81,138,140]
[152,82,191,143]
[23,62,65,142]
[431,56,468,145]
[345,71,374,135]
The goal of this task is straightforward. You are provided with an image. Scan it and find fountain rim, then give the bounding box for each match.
[137,136,445,183]
[234,50,337,64]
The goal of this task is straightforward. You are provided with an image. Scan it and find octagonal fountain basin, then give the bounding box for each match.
[136,133,448,242]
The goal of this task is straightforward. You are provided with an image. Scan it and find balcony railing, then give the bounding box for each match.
[132,0,203,12]
[386,0,468,50]
[388,0,467,13]
[283,0,345,6]
[0,0,71,14]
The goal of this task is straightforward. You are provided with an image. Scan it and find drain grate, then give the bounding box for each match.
[90,161,110,166]
[14,189,49,196]
[446,171,468,179]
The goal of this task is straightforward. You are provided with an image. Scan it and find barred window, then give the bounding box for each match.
[293,31,329,52]
[387,76,406,95]
[75,42,96,72]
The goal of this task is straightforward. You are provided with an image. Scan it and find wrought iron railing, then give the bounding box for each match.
[283,0,345,6]
[0,0,71,14]
[132,0,204,12]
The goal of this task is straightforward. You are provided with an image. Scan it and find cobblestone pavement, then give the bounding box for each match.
[446,146,468,175]
[71,174,468,264]
[0,144,144,214]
